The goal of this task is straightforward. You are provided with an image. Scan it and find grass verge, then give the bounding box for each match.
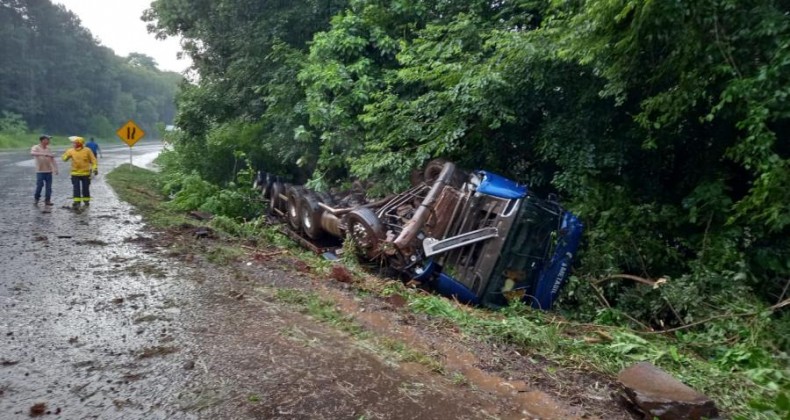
[0,131,77,150]
[273,288,445,373]
[106,164,193,228]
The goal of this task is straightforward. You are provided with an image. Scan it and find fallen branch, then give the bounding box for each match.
[591,283,652,331]
[591,274,656,287]
[255,250,288,258]
[591,284,611,308]
[772,298,790,311]
[240,245,288,257]
[778,278,790,304]
[646,298,790,335]
[589,274,672,327]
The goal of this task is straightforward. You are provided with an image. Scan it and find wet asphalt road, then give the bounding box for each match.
[0,141,197,419]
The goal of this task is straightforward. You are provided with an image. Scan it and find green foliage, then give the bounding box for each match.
[105,164,193,228]
[158,135,262,219]
[299,2,545,190]
[750,391,790,420]
[0,112,37,149]
[162,171,220,212]
[160,162,260,221]
[532,0,790,340]
[209,215,259,239]
[355,14,521,186]
[0,111,28,134]
[274,288,365,336]
[0,1,181,136]
[87,115,116,139]
[146,0,350,184]
[401,290,781,417]
[0,131,32,150]
[199,185,259,221]
[298,7,397,184]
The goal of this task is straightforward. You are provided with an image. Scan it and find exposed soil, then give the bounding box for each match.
[121,221,636,419]
[0,146,636,419]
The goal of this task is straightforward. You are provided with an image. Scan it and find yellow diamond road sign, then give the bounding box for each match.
[116,120,145,147]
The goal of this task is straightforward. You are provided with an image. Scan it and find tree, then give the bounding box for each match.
[127,53,158,70]
[0,0,182,137]
[145,0,349,183]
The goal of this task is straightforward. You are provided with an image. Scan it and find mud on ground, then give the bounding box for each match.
[128,223,636,420]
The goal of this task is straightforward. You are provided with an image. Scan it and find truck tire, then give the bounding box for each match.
[300,193,324,240]
[269,181,286,215]
[261,173,274,199]
[286,186,304,231]
[424,158,467,188]
[253,171,264,191]
[346,208,385,259]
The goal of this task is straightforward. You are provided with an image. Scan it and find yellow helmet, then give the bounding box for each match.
[69,136,85,146]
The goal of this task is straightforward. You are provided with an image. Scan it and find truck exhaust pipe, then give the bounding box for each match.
[393,162,456,252]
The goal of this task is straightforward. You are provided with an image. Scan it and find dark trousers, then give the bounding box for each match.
[71,175,91,204]
[35,172,53,201]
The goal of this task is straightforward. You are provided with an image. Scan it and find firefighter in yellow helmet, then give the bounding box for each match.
[62,136,98,209]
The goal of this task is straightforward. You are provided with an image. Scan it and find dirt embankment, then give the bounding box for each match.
[129,223,635,420]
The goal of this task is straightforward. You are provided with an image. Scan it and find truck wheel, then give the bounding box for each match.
[423,159,447,184]
[261,173,274,199]
[300,193,324,240]
[286,186,304,231]
[253,170,264,190]
[269,181,285,215]
[424,158,467,188]
[346,208,385,259]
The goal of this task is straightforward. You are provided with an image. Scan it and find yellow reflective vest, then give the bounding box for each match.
[62,147,97,176]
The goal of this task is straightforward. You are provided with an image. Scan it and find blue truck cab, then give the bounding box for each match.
[410,168,583,310]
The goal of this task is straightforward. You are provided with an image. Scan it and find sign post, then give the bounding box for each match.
[115,120,145,170]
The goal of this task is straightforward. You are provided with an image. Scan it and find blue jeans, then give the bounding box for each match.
[34,172,53,201]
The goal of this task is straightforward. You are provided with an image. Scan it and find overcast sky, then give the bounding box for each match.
[52,0,190,73]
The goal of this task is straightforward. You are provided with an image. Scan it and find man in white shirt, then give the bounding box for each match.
[31,134,59,206]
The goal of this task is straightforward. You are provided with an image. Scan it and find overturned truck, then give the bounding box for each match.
[254,160,583,310]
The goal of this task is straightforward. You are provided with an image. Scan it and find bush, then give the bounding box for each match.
[162,171,219,211]
[159,152,261,221]
[0,111,28,135]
